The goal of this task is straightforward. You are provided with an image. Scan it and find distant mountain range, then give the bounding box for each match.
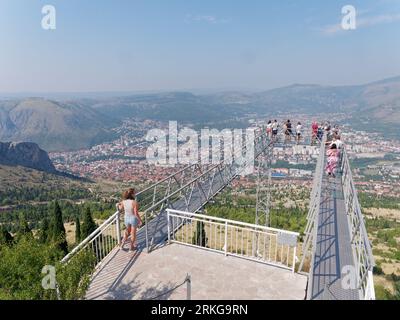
[1,76,399,151]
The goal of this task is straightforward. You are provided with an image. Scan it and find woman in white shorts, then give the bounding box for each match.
[118,188,142,251]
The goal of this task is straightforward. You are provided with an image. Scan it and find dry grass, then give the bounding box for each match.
[364,208,400,222]
[64,218,105,246]
[374,275,395,294]
[64,222,75,245]
[365,207,400,279]
[381,262,400,276]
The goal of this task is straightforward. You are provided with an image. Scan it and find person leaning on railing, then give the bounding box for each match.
[118,188,143,251]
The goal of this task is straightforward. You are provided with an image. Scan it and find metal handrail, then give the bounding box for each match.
[168,209,300,236]
[61,209,120,264]
[298,134,326,274]
[167,209,299,272]
[138,164,196,195]
[341,150,374,263]
[340,149,375,300]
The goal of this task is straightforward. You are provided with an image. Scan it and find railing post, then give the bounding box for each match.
[186,274,191,300]
[167,210,171,244]
[224,221,228,256]
[292,245,297,273]
[116,208,121,245]
[56,283,61,300]
[365,270,375,300]
[145,211,150,253]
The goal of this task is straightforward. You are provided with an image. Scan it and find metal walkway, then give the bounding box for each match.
[141,132,316,252]
[310,172,358,299]
[136,164,235,252]
[300,141,375,300]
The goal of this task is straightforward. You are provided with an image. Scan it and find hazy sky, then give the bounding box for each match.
[1,0,400,93]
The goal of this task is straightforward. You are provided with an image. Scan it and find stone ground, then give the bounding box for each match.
[86,243,307,300]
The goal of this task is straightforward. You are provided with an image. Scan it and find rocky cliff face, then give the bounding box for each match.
[0,141,56,173]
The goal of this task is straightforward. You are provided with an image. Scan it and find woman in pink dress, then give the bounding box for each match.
[326,144,339,178]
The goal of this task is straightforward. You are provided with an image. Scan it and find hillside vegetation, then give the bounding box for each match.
[0,165,91,205]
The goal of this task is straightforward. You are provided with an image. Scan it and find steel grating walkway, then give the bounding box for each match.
[134,133,281,252]
[309,166,359,300]
[136,168,233,251]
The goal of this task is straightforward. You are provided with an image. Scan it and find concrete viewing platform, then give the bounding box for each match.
[86,243,307,300]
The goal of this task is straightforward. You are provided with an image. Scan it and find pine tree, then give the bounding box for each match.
[192,221,207,247]
[0,226,13,245]
[39,218,49,243]
[81,207,96,239]
[18,213,31,237]
[51,201,68,254]
[75,217,81,244]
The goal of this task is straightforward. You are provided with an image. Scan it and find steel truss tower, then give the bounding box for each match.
[255,142,273,227]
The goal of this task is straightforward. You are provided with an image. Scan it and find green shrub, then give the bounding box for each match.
[374,284,392,300]
[0,236,96,300]
[0,236,61,300]
[56,249,96,300]
[373,265,385,276]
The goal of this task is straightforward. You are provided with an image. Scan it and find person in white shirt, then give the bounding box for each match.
[272,120,279,140]
[118,188,143,251]
[296,122,302,144]
[333,136,343,149]
[266,120,272,139]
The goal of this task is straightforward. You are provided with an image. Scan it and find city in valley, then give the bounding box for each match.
[49,115,400,199]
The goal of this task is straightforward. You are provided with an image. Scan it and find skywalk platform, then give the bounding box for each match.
[309,170,359,300]
[85,243,307,300]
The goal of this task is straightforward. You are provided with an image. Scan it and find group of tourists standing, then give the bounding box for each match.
[324,122,343,178]
[311,120,344,178]
[265,119,344,178]
[265,119,303,144]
